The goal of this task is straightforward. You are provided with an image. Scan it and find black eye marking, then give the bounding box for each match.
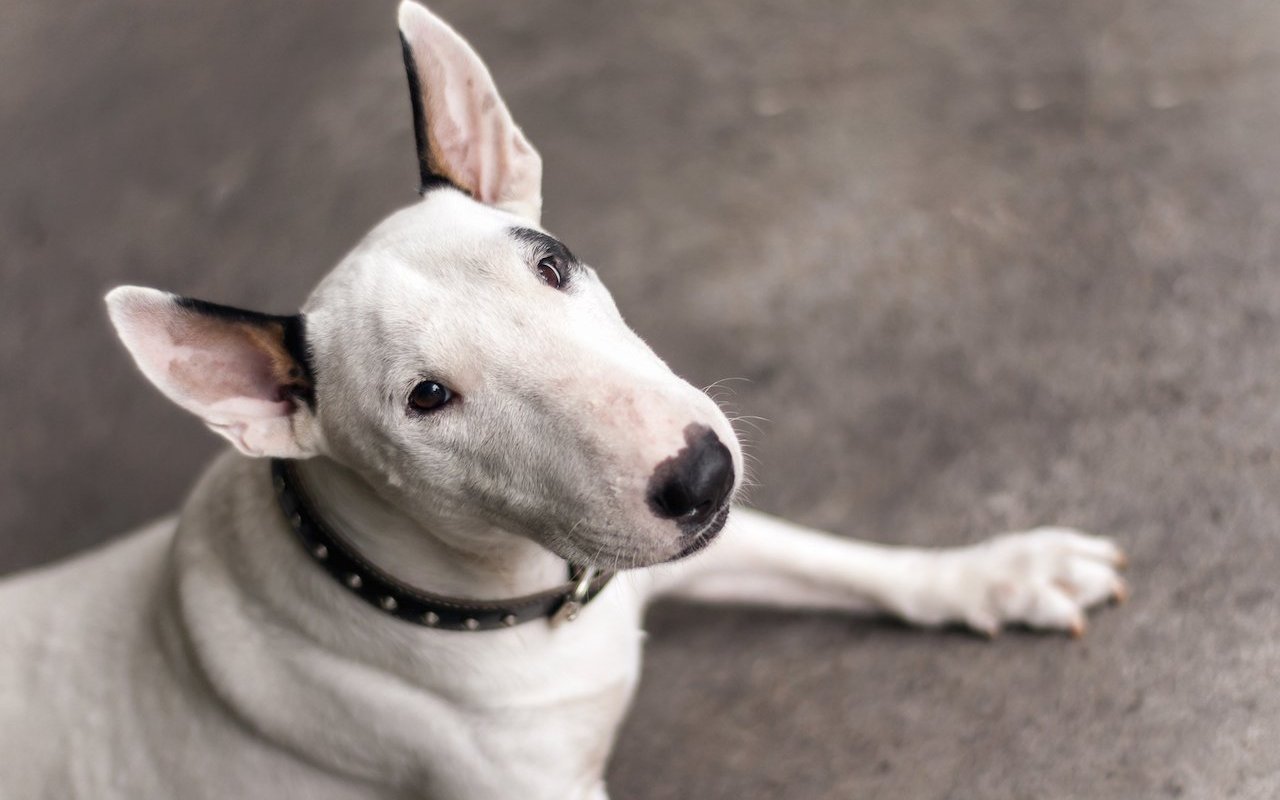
[408,380,453,414]
[510,227,579,290]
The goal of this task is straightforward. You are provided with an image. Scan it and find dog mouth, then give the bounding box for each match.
[665,503,732,562]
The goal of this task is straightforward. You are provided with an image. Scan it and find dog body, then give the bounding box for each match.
[0,4,1125,798]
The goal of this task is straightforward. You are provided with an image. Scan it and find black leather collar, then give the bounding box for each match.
[271,459,615,632]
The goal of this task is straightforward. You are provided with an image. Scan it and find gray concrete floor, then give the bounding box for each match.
[3,1,1279,797]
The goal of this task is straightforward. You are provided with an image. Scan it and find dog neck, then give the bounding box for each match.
[167,454,641,795]
[293,456,570,601]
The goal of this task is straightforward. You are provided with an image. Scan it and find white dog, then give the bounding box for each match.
[0,4,1127,798]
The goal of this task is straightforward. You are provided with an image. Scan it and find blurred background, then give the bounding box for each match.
[4,1,1280,797]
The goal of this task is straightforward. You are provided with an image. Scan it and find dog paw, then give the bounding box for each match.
[916,527,1127,638]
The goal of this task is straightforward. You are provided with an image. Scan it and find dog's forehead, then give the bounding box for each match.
[302,190,577,372]
[307,191,545,309]
[373,191,537,275]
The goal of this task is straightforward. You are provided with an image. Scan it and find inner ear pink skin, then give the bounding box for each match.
[162,315,305,412]
[106,286,315,458]
[398,0,542,221]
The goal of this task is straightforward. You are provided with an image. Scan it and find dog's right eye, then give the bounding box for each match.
[408,381,453,413]
[536,256,564,290]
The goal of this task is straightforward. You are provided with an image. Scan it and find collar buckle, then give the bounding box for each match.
[551,566,598,625]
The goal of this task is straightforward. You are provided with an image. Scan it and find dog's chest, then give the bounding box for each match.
[395,598,647,798]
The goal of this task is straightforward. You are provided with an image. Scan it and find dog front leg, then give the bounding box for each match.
[646,508,1127,636]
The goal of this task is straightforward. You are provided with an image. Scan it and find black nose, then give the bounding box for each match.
[648,427,735,528]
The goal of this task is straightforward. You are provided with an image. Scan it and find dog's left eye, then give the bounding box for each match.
[536,256,564,289]
[408,381,453,413]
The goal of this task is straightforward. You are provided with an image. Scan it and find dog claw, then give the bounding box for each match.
[965,613,1001,639]
[1068,616,1087,639]
[1112,579,1129,605]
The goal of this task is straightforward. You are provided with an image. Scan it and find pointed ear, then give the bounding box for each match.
[105,286,321,459]
[398,0,543,222]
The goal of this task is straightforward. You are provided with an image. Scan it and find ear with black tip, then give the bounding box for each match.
[398,0,543,222]
[105,286,321,459]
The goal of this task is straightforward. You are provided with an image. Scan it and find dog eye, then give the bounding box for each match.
[408,381,453,413]
[536,256,563,289]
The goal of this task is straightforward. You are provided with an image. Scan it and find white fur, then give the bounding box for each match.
[0,3,1126,798]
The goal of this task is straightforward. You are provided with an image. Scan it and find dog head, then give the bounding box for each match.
[106,1,742,569]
